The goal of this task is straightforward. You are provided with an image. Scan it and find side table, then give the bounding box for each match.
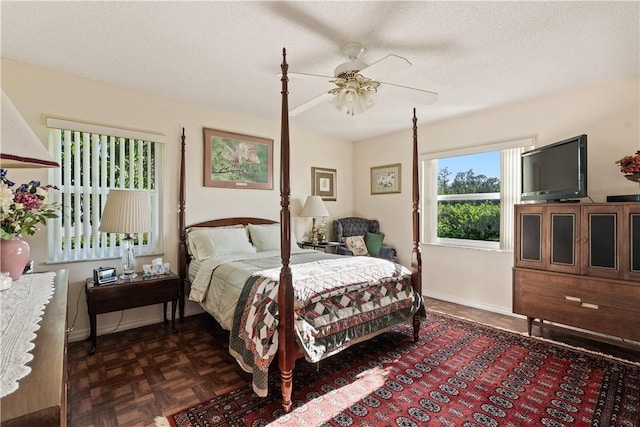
[297,241,344,254]
[85,272,180,354]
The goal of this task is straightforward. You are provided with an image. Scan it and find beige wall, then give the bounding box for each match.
[1,59,354,341]
[355,75,640,314]
[3,57,638,338]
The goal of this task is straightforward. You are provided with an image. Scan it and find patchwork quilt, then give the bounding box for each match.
[226,255,421,397]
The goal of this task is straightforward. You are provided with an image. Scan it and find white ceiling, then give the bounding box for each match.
[1,1,639,141]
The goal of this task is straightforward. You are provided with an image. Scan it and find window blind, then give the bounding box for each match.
[47,119,163,262]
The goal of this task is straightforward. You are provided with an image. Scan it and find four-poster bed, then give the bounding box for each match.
[177,48,424,413]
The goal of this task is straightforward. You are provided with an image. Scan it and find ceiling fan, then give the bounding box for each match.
[289,42,438,116]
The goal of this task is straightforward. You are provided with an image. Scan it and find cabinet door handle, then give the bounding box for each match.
[564,296,581,302]
[581,302,599,310]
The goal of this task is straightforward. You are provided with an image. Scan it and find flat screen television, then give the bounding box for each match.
[521,134,587,202]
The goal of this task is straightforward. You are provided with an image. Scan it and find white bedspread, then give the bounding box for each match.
[189,248,320,330]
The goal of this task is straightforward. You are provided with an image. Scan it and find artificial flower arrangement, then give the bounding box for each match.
[0,168,60,239]
[316,219,327,242]
[615,150,640,178]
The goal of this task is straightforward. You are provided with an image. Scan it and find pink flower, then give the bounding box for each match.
[14,192,42,210]
[223,145,242,164]
[238,143,260,164]
[223,143,260,164]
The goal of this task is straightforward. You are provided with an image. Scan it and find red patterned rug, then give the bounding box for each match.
[159,311,639,426]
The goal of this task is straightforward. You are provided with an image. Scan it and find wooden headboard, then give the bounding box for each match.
[186,217,276,229]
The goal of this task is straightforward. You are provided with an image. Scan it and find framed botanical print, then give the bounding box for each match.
[371,163,401,194]
[203,127,273,189]
[311,167,336,201]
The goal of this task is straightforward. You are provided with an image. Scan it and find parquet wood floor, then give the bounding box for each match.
[67,297,640,427]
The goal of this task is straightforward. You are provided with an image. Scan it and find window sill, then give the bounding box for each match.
[45,252,165,265]
[422,241,510,253]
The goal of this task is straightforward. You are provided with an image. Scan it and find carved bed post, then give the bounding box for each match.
[278,48,295,413]
[178,127,187,318]
[411,109,424,341]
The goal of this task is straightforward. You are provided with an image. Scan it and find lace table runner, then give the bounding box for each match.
[0,272,56,398]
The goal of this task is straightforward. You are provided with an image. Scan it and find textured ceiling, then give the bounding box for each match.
[1,1,639,141]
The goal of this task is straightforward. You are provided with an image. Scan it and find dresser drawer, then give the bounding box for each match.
[514,268,639,312]
[513,268,640,341]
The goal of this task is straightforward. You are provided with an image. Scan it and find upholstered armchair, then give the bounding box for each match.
[332,217,397,261]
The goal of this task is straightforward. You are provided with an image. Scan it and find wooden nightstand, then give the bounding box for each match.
[85,272,179,354]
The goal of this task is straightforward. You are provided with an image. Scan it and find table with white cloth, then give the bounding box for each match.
[0,270,68,427]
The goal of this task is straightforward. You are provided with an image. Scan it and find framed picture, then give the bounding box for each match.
[311,167,337,201]
[371,163,401,195]
[203,127,273,189]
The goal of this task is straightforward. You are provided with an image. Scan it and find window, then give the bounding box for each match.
[422,138,534,251]
[46,118,165,262]
[438,151,501,246]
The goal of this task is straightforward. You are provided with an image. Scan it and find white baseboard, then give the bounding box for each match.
[423,290,518,318]
[67,305,204,343]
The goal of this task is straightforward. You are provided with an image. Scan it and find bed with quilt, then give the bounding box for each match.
[185,221,420,397]
[177,48,424,412]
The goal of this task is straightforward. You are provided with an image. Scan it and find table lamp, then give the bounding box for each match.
[98,189,151,279]
[300,195,329,245]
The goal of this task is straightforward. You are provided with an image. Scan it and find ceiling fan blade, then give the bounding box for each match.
[287,71,334,80]
[260,2,345,46]
[379,82,439,105]
[290,92,333,116]
[359,54,411,81]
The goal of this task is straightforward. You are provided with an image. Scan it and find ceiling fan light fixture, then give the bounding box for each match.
[328,72,379,116]
[329,86,376,116]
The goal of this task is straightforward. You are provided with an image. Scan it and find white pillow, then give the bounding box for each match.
[186,225,244,259]
[248,223,280,251]
[344,235,369,256]
[187,227,256,260]
[247,223,300,252]
[186,228,203,258]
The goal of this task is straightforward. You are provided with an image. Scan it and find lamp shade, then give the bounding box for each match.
[99,189,151,234]
[1,90,59,168]
[300,195,329,218]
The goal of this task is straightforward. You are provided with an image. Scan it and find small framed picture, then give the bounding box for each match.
[311,167,336,201]
[371,163,401,195]
[203,127,273,190]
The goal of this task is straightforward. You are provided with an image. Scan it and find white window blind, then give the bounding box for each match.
[500,146,523,252]
[47,118,164,262]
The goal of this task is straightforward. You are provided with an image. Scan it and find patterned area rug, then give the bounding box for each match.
[159,311,639,427]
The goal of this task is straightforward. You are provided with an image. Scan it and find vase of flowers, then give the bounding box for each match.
[316,220,327,242]
[615,150,640,183]
[0,169,60,280]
